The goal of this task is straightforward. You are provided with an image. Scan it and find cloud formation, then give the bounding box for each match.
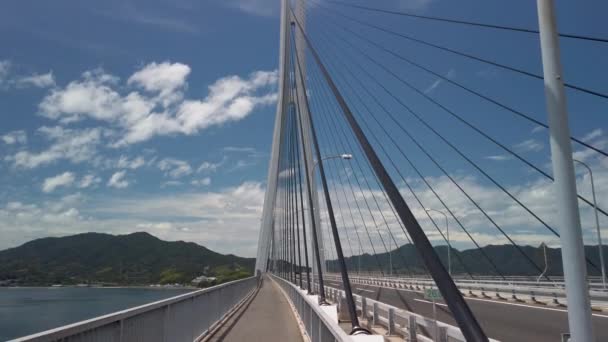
[6,126,105,169]
[42,172,76,193]
[0,182,265,256]
[1,130,27,145]
[107,171,129,189]
[38,62,277,146]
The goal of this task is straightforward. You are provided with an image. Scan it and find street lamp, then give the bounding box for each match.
[312,153,353,276]
[426,208,451,276]
[313,153,353,171]
[574,159,606,289]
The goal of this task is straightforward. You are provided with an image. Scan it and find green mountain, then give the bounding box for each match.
[330,244,608,277]
[0,232,255,286]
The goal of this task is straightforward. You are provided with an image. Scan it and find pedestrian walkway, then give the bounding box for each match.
[222,276,304,342]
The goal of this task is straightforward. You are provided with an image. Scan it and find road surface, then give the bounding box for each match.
[323,279,608,342]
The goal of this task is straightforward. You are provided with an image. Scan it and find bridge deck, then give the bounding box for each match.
[222,276,304,342]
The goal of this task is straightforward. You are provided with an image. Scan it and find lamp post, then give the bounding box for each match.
[313,153,353,276]
[313,153,353,171]
[426,208,451,276]
[536,242,549,283]
[574,159,606,289]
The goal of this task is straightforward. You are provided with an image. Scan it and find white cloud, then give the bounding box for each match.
[161,180,183,188]
[191,177,211,186]
[223,146,256,153]
[42,172,76,193]
[16,72,55,88]
[158,158,193,178]
[485,155,512,161]
[197,157,226,173]
[582,129,603,142]
[6,126,104,169]
[0,60,11,85]
[127,62,190,105]
[573,129,608,163]
[1,130,27,145]
[116,155,146,170]
[224,0,278,16]
[0,182,266,256]
[0,60,55,89]
[38,63,278,146]
[531,126,545,134]
[78,174,102,189]
[399,0,434,11]
[39,69,123,123]
[514,139,544,153]
[107,171,129,188]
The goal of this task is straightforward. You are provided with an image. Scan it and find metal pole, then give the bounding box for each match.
[537,0,595,340]
[389,235,393,277]
[574,159,606,289]
[446,214,450,276]
[426,209,450,276]
[537,243,549,283]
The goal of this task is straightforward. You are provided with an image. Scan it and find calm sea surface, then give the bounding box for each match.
[0,287,193,341]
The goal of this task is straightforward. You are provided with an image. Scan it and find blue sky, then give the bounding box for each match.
[0,0,606,258]
[0,0,283,256]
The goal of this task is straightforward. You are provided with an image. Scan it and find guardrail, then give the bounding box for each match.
[323,284,500,342]
[327,274,608,309]
[11,276,259,342]
[271,274,382,342]
[340,273,608,290]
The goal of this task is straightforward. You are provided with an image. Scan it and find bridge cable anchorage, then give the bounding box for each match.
[291,8,489,341]
[304,0,608,221]
[301,3,603,274]
[307,39,500,280]
[291,19,370,335]
[326,0,608,43]
[308,63,429,279]
[309,0,608,100]
[289,23,329,303]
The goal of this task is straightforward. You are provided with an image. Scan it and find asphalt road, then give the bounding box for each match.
[322,279,608,342]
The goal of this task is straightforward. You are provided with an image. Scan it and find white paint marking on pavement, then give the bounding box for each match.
[465,296,608,318]
[350,282,608,318]
[414,298,448,307]
[356,288,375,293]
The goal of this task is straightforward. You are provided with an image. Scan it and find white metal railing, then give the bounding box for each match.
[341,272,608,290]
[271,274,382,342]
[323,285,500,342]
[326,274,608,307]
[10,276,259,342]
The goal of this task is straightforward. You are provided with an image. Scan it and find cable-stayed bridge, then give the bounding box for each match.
[11,0,608,341]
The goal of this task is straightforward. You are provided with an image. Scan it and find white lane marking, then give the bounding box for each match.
[356,288,375,293]
[465,296,608,318]
[352,282,608,318]
[414,298,448,307]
